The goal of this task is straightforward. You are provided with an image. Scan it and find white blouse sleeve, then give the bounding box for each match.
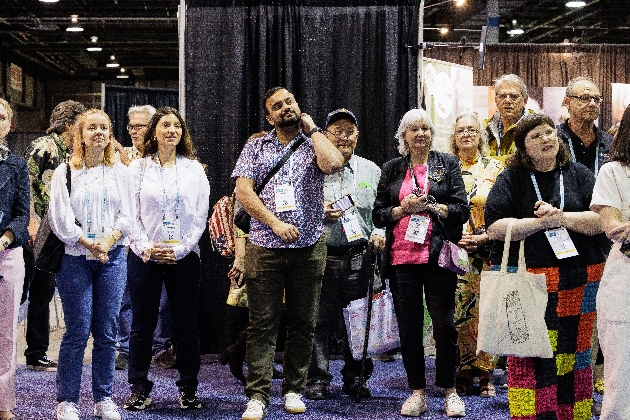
[591,162,623,211]
[173,161,210,260]
[112,163,135,238]
[48,164,83,246]
[129,158,153,257]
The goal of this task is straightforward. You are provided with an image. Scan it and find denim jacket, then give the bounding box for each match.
[0,151,30,248]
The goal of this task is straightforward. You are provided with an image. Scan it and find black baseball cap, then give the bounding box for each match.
[325,108,358,129]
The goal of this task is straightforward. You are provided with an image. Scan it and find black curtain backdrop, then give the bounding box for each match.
[186,1,418,353]
[103,85,179,146]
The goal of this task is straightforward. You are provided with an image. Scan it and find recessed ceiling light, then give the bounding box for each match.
[86,47,102,52]
[116,68,129,79]
[507,28,524,35]
[566,1,586,7]
[106,55,120,68]
[454,0,466,6]
[40,0,60,3]
[439,27,449,35]
[66,15,84,32]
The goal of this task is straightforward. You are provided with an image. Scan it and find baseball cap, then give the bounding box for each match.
[325,108,358,129]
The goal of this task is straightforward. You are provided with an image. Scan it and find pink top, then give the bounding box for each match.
[390,164,433,265]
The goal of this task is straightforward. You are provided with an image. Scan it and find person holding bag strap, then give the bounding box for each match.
[485,113,606,420]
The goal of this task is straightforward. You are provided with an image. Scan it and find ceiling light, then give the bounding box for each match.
[39,0,60,2]
[66,15,84,32]
[507,19,524,36]
[566,1,586,7]
[439,27,449,35]
[454,0,466,6]
[87,36,102,52]
[116,68,129,79]
[106,55,120,68]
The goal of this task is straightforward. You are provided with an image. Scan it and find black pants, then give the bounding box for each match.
[127,252,201,393]
[390,263,458,390]
[307,252,374,386]
[23,245,56,361]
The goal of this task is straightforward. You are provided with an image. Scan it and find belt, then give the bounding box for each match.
[326,241,368,257]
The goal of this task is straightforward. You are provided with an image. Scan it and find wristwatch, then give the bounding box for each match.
[306,126,323,137]
[0,237,9,251]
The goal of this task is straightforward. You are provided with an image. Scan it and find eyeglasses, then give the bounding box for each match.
[567,94,603,104]
[127,124,147,132]
[496,93,521,102]
[327,130,357,140]
[525,128,557,142]
[455,128,479,136]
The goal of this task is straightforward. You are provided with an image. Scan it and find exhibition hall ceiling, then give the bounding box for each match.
[0,0,626,81]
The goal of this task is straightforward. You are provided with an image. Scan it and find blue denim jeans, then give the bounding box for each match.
[56,246,126,403]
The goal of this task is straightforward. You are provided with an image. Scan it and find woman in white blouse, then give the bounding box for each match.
[124,107,210,412]
[48,109,133,420]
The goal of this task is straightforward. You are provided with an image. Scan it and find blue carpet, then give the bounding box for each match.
[14,357,602,419]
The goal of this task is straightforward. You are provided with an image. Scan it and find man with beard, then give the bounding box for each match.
[305,109,385,401]
[232,87,343,420]
[484,74,533,160]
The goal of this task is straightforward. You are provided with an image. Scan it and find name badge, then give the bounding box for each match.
[545,227,579,259]
[405,214,430,244]
[342,212,365,242]
[85,231,104,260]
[161,219,181,245]
[275,183,297,212]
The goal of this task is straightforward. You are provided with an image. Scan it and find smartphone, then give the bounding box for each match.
[331,194,355,213]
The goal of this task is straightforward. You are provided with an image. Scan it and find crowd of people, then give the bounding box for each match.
[0,74,628,420]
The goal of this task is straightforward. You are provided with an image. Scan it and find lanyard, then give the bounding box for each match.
[156,154,180,220]
[333,157,358,199]
[409,159,429,195]
[530,169,564,210]
[567,137,599,178]
[83,163,107,233]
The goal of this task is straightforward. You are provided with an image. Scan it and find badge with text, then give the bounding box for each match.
[275,183,297,212]
[85,231,104,260]
[161,219,182,245]
[405,214,430,243]
[545,227,578,259]
[342,212,365,242]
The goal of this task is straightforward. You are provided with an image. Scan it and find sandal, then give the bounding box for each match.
[455,376,472,396]
[479,378,497,398]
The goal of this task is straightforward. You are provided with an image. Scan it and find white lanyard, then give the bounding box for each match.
[567,137,599,178]
[333,157,358,199]
[83,163,106,233]
[530,169,564,210]
[156,154,180,220]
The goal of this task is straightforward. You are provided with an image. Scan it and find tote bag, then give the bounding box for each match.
[477,220,553,358]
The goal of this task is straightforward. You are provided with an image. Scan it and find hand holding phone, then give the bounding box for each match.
[331,194,355,213]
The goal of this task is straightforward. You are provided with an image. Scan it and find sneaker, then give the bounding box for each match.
[94,397,121,420]
[153,348,177,369]
[445,392,466,417]
[123,390,151,411]
[283,392,306,414]
[401,392,427,416]
[56,401,79,420]
[114,353,129,370]
[27,355,57,372]
[342,380,371,399]
[179,390,202,409]
[242,399,267,420]
[305,382,327,400]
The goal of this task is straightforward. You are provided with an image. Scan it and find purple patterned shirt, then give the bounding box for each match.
[231,130,325,248]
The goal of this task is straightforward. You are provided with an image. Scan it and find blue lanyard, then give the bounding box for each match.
[530,169,564,210]
[156,154,180,220]
[83,163,107,233]
[567,137,599,178]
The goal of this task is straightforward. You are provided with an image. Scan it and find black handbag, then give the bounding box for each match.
[234,135,306,233]
[33,163,79,274]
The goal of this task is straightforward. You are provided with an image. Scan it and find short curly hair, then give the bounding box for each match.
[47,100,87,135]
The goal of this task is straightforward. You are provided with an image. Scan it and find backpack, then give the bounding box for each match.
[209,195,236,258]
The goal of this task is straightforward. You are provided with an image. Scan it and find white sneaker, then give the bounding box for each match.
[283,392,306,414]
[94,397,122,420]
[56,401,79,420]
[242,399,267,420]
[401,392,427,416]
[445,392,466,417]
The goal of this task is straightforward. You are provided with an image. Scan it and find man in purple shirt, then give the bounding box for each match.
[232,87,343,420]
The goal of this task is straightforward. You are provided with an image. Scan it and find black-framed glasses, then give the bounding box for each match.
[127,124,147,132]
[567,94,603,104]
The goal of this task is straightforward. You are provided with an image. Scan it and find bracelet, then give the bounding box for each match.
[306,126,323,137]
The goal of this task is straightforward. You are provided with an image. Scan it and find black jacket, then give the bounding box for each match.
[372,151,469,277]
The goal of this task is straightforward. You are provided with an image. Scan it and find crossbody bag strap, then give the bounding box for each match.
[254,135,306,195]
[65,163,82,228]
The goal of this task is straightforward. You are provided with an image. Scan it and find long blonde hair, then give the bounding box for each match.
[70,109,117,169]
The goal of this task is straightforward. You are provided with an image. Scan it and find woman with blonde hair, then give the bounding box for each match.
[48,109,134,420]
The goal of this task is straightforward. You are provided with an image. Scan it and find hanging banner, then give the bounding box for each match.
[422,58,473,151]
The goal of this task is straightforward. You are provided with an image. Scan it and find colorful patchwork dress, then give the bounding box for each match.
[455,156,503,371]
[485,162,607,420]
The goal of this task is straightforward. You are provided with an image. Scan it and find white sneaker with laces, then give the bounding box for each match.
[283,392,306,414]
[56,401,79,420]
[445,392,466,417]
[242,398,267,420]
[94,397,122,420]
[401,392,427,416]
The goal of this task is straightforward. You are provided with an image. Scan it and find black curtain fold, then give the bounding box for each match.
[103,85,179,146]
[186,2,418,353]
